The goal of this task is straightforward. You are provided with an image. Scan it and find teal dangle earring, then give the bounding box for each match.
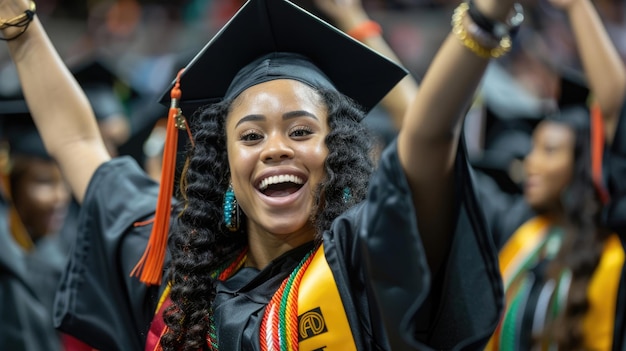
[342,187,352,204]
[223,184,240,232]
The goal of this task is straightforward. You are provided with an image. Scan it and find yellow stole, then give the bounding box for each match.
[485,217,624,350]
[297,244,357,351]
[149,244,357,351]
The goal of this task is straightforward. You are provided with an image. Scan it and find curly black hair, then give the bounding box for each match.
[160,87,375,351]
[536,109,611,350]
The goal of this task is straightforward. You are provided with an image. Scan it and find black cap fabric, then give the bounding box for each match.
[0,99,50,160]
[557,68,590,109]
[158,0,408,115]
[547,68,591,129]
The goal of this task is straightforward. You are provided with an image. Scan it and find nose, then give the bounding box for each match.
[523,146,538,176]
[260,132,294,162]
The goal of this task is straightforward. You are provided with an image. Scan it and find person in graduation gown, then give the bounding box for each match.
[0,173,64,351]
[477,0,626,349]
[0,99,73,310]
[0,99,90,350]
[0,0,521,350]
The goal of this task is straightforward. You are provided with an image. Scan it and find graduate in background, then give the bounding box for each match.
[477,0,626,349]
[0,99,71,253]
[0,100,68,350]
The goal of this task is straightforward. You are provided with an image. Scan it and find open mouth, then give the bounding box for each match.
[258,175,304,197]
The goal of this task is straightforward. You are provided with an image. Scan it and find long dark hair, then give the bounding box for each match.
[160,87,374,351]
[540,107,611,350]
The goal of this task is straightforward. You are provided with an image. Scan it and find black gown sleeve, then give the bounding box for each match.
[473,169,533,249]
[53,157,165,351]
[358,139,504,350]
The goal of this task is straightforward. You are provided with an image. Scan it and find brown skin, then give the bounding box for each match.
[523,121,575,215]
[11,157,70,242]
[226,79,329,270]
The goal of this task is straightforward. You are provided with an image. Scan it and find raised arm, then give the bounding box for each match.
[314,0,419,129]
[550,0,626,143]
[1,0,110,203]
[397,0,517,272]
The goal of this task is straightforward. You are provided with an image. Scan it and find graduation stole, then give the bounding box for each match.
[146,244,357,351]
[485,216,551,350]
[485,217,624,350]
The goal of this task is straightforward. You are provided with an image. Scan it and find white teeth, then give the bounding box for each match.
[258,174,304,190]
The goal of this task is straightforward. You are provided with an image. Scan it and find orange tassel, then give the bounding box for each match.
[590,103,610,205]
[130,69,185,286]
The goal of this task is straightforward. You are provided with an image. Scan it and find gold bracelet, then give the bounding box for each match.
[451,2,512,59]
[0,0,36,30]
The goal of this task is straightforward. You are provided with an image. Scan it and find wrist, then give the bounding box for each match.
[347,20,382,42]
[1,0,37,41]
[472,0,513,22]
[468,0,523,39]
[332,7,369,31]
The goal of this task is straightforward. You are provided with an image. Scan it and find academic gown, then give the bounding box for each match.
[0,197,63,351]
[53,140,503,351]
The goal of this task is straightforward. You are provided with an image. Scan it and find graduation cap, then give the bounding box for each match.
[556,67,590,111]
[157,0,407,115]
[0,99,50,251]
[545,68,592,131]
[548,68,609,204]
[0,99,49,160]
[133,0,408,285]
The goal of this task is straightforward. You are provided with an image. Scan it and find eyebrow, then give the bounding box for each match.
[235,110,319,127]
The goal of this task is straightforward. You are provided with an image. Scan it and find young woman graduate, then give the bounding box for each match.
[1,0,520,350]
[477,0,626,349]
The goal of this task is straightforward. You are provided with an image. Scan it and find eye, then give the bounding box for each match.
[289,126,314,138]
[240,129,264,142]
[543,144,559,154]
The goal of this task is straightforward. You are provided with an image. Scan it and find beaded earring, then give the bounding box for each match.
[223,184,240,232]
[343,187,352,204]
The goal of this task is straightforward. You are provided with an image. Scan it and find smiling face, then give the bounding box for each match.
[226,79,329,243]
[524,121,575,213]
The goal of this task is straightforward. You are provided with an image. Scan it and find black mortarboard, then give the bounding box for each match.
[136,0,407,286]
[547,68,591,129]
[556,67,590,110]
[70,59,134,121]
[158,0,407,115]
[0,99,50,160]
